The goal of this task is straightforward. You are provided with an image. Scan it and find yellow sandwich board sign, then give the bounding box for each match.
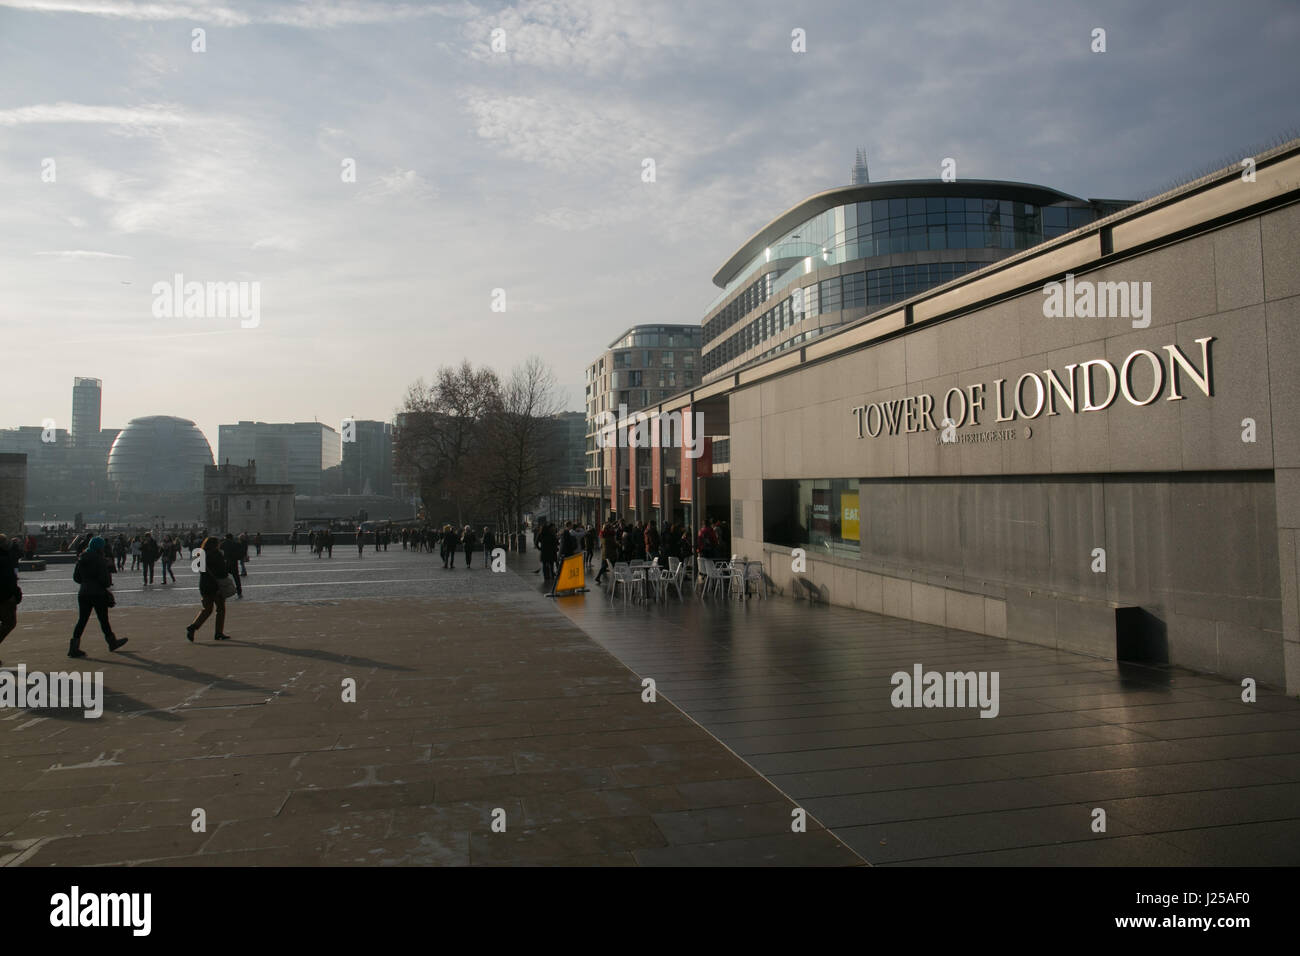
[552,553,587,596]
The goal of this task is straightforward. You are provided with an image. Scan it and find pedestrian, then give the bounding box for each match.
[462,525,476,568]
[482,527,494,566]
[0,534,20,666]
[357,527,365,559]
[160,535,178,583]
[446,525,460,568]
[254,531,262,556]
[550,521,579,595]
[595,514,616,584]
[140,532,159,586]
[69,536,128,658]
[129,535,141,570]
[539,522,559,585]
[291,529,298,553]
[326,529,334,558]
[221,534,244,599]
[186,536,233,642]
[237,532,250,575]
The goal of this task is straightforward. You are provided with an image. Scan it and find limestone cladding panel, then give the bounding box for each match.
[1176,305,1273,471]
[1212,218,1265,312]
[1265,295,1300,470]
[1262,202,1300,301]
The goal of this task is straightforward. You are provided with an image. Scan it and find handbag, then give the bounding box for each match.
[218,575,237,599]
[105,589,117,608]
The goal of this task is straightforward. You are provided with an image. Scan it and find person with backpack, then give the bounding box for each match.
[69,537,127,658]
[187,536,233,642]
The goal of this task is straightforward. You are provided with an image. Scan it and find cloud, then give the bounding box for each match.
[34,249,132,258]
[461,89,686,173]
[0,0,474,28]
[0,102,186,127]
[363,167,437,200]
[251,235,301,252]
[461,0,703,76]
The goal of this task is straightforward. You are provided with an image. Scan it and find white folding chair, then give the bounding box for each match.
[612,562,636,603]
[663,561,687,600]
[728,562,746,600]
[744,560,767,600]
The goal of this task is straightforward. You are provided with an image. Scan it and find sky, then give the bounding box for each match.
[1,0,1297,456]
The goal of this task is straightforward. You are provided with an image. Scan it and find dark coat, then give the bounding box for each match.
[199,549,229,598]
[0,546,17,601]
[73,550,114,598]
[220,539,242,568]
[539,528,559,562]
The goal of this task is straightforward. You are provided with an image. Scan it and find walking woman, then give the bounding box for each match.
[69,537,128,658]
[187,536,233,642]
[462,525,476,568]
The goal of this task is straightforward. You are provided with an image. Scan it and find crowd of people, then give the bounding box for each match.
[0,512,736,664]
[0,527,262,661]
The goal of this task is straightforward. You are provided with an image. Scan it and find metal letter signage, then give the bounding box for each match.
[849,337,1213,440]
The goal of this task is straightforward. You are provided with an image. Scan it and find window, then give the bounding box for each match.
[662,350,673,367]
[763,478,860,556]
[245,500,251,511]
[819,276,842,313]
[842,272,866,309]
[683,354,694,369]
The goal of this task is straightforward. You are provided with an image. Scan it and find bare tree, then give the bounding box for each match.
[393,362,501,526]
[481,356,563,536]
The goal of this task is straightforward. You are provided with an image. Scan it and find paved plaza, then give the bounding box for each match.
[2,545,1299,866]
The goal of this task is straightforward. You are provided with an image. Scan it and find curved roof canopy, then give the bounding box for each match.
[712,179,1086,288]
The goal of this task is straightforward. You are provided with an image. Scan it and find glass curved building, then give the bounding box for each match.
[107,415,215,494]
[701,179,1132,381]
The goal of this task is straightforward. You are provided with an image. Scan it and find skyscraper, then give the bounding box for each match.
[850,147,870,185]
[71,377,101,448]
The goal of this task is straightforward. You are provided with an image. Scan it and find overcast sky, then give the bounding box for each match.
[2,0,1297,455]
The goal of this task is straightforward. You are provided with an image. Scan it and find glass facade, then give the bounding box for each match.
[704,261,985,375]
[702,190,1110,378]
